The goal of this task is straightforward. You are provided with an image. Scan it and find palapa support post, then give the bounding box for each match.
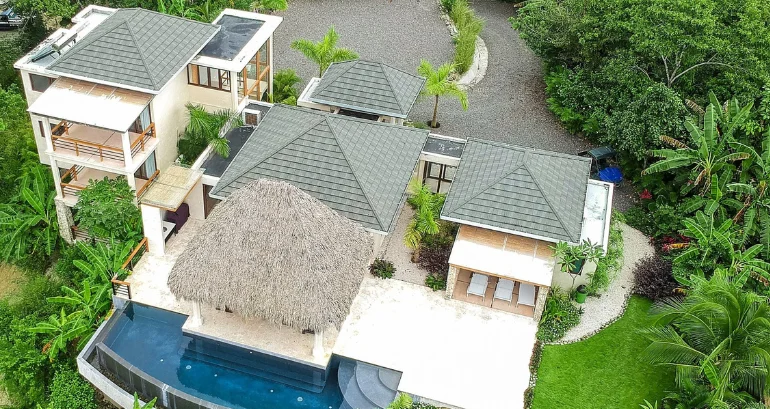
[312,329,324,359]
[190,301,203,327]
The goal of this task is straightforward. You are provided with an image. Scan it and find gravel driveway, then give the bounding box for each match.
[273,0,635,210]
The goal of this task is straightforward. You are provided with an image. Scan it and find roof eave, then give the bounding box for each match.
[307,97,408,119]
[440,214,580,245]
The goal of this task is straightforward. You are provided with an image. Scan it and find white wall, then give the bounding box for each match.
[187,79,236,112]
[150,70,190,171]
[20,69,57,164]
[550,259,598,290]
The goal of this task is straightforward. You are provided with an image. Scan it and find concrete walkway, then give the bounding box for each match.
[560,224,653,343]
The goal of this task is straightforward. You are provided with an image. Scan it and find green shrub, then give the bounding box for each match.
[74,177,143,243]
[586,214,624,295]
[425,273,447,291]
[369,258,396,279]
[47,368,97,409]
[449,0,483,74]
[440,0,456,12]
[536,289,582,342]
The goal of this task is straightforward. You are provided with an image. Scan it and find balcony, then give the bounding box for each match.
[60,165,159,206]
[50,121,157,170]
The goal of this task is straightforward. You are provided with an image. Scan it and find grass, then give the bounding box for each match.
[0,262,25,299]
[531,296,675,409]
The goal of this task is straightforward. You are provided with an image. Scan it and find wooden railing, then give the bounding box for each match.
[51,119,70,136]
[130,122,156,156]
[135,169,160,198]
[60,165,86,198]
[52,134,125,162]
[110,237,149,300]
[110,276,132,299]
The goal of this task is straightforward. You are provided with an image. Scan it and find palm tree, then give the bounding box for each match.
[269,69,301,105]
[291,26,359,77]
[417,60,468,128]
[185,103,243,158]
[643,271,770,407]
[404,180,445,262]
[0,163,59,261]
[642,103,751,192]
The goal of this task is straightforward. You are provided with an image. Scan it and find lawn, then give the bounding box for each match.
[531,296,675,409]
[0,262,25,299]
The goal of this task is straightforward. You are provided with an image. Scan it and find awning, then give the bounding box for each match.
[28,77,152,132]
[140,165,203,211]
[448,225,555,287]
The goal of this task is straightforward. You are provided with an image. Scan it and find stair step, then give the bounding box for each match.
[338,361,377,409]
[378,368,401,392]
[355,363,397,408]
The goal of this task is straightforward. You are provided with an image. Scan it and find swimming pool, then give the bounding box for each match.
[99,303,345,409]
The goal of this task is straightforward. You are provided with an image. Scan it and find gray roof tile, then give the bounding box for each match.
[441,139,591,243]
[211,105,429,232]
[309,60,425,119]
[48,8,219,92]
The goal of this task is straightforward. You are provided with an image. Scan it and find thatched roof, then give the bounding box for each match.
[168,179,373,331]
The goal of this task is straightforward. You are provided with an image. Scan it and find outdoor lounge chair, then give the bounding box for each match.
[493,279,515,303]
[467,273,489,299]
[518,283,536,307]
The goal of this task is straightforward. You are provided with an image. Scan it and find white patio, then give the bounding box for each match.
[335,277,538,409]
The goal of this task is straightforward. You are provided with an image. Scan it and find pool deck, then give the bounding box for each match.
[335,278,538,409]
[125,219,337,367]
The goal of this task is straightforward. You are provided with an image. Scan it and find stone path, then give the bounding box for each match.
[559,223,653,343]
[382,207,432,286]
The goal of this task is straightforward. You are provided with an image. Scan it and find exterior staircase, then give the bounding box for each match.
[338,359,402,409]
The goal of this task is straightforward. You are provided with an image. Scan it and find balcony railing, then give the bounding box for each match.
[60,166,158,201]
[50,120,156,166]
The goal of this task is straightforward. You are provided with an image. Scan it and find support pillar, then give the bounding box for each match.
[121,131,133,169]
[50,157,63,199]
[190,301,203,327]
[141,204,165,256]
[444,265,459,299]
[533,286,549,322]
[312,329,324,359]
[55,198,75,244]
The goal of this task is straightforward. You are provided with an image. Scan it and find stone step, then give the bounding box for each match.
[338,360,377,409]
[355,362,398,408]
[378,368,401,391]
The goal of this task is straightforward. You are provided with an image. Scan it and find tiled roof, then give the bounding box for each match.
[309,60,425,119]
[211,105,429,232]
[48,8,219,92]
[441,139,592,243]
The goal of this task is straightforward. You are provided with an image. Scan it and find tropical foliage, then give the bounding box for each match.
[178,103,243,164]
[404,180,446,259]
[74,177,142,243]
[0,163,59,262]
[446,0,483,74]
[250,0,287,13]
[513,0,770,161]
[291,26,359,77]
[417,60,468,128]
[644,271,770,407]
[270,68,302,105]
[536,288,582,342]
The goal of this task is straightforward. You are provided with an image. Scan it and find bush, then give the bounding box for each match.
[632,254,677,301]
[369,258,395,279]
[536,289,582,342]
[47,367,97,409]
[440,0,456,12]
[448,0,483,74]
[425,273,447,291]
[586,214,624,295]
[417,243,452,276]
[74,177,143,243]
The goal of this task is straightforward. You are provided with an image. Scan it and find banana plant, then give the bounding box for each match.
[674,210,734,269]
[0,163,59,261]
[134,393,158,409]
[643,103,751,192]
[74,240,135,283]
[28,309,85,361]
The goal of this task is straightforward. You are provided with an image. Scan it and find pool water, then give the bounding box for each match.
[102,303,344,409]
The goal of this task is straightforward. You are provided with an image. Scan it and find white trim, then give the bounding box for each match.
[440,215,574,245]
[192,9,282,72]
[201,174,220,186]
[428,133,467,143]
[420,152,461,167]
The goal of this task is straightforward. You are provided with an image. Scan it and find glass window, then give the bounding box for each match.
[30,74,54,92]
[188,64,230,91]
[198,67,210,86]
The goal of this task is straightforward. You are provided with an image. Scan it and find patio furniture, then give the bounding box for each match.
[165,202,189,233]
[467,273,488,299]
[162,221,176,243]
[518,283,536,307]
[493,279,515,303]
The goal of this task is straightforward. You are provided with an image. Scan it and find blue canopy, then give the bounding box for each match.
[599,166,623,184]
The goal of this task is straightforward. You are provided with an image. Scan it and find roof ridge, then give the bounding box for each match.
[445,163,524,215]
[279,103,429,134]
[465,137,592,163]
[49,9,125,69]
[521,156,576,241]
[378,63,408,115]
[326,116,385,231]
[123,20,158,90]
[312,60,357,95]
[216,114,327,192]
[127,7,218,28]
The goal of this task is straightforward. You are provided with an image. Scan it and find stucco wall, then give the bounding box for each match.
[550,259,598,290]
[150,70,190,171]
[187,79,236,112]
[20,70,55,164]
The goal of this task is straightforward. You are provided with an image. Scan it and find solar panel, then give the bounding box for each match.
[30,44,55,62]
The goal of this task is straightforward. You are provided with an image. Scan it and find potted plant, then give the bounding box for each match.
[575,284,588,304]
[553,240,603,295]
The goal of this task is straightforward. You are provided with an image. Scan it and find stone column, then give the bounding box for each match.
[533,286,549,322]
[312,329,325,359]
[141,204,165,256]
[190,301,203,327]
[49,158,63,199]
[445,265,459,299]
[55,197,75,244]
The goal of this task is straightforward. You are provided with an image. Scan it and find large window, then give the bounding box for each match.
[237,40,271,101]
[30,74,55,92]
[188,64,231,91]
[423,162,456,194]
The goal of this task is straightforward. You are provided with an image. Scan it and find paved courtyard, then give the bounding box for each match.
[335,277,538,409]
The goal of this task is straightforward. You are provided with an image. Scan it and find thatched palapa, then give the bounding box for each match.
[168,179,373,331]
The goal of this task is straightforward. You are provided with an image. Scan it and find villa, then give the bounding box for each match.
[14,6,612,409]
